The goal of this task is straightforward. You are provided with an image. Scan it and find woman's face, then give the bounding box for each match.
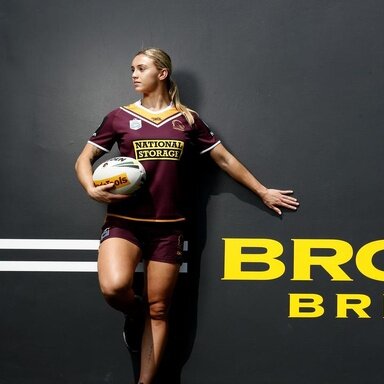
[131,54,167,94]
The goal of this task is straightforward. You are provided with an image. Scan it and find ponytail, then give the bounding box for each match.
[168,78,195,126]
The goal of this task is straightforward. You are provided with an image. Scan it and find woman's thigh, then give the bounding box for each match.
[98,237,142,292]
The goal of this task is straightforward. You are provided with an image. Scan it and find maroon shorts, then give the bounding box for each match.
[100,216,185,264]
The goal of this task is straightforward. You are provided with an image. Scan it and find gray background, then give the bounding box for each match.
[1,0,384,383]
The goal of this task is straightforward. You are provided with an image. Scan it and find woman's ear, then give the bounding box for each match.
[158,68,169,81]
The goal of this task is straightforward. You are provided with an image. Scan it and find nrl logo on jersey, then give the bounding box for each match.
[129,118,142,130]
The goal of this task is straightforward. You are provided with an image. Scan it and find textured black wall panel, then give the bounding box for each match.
[1,1,384,383]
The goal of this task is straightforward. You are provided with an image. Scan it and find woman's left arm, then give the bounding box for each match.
[210,143,299,215]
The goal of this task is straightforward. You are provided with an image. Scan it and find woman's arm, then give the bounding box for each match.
[75,143,129,204]
[210,143,299,215]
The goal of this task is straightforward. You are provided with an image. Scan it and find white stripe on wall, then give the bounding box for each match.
[0,239,100,250]
[0,261,98,272]
[0,239,188,273]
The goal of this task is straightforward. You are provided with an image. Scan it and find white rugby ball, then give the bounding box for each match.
[93,157,146,195]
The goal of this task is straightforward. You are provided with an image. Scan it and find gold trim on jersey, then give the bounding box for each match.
[120,104,183,127]
[107,213,186,223]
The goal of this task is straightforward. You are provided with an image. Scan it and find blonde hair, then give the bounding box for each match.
[135,48,195,125]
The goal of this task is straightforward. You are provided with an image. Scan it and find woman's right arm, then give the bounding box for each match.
[75,143,129,204]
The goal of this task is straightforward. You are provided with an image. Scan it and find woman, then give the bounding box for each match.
[75,48,299,384]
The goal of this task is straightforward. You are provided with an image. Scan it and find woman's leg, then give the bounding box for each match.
[138,260,180,384]
[97,237,142,313]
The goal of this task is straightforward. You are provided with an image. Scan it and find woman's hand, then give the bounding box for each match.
[259,189,299,216]
[87,183,130,204]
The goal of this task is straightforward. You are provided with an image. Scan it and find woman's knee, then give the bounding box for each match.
[148,300,171,321]
[100,282,125,300]
[97,238,141,299]
[99,281,137,313]
[99,276,133,299]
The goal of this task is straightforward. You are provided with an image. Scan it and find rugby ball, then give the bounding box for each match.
[93,157,146,195]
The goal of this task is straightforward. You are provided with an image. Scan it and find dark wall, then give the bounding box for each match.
[1,1,384,383]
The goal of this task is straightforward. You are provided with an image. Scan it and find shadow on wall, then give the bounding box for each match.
[173,69,203,111]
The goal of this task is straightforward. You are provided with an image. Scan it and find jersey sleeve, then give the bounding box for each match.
[87,109,119,152]
[192,115,221,154]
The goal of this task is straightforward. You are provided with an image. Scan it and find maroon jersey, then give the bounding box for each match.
[88,101,221,222]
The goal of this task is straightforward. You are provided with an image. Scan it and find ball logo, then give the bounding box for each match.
[93,173,130,190]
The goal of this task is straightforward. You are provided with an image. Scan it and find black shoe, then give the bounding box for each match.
[123,296,144,353]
